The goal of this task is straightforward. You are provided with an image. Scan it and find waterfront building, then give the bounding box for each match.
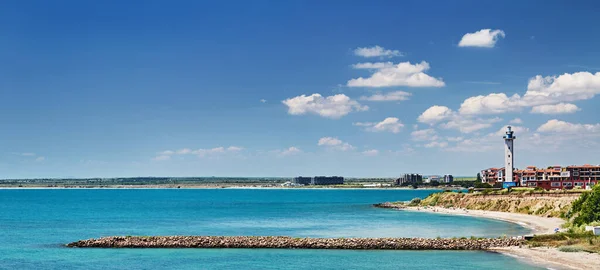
[426,175,441,183]
[443,175,454,183]
[518,164,599,190]
[395,174,422,185]
[312,176,344,185]
[292,176,344,185]
[293,176,312,185]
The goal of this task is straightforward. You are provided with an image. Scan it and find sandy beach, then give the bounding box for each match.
[401,206,600,270]
[493,246,600,270]
[403,206,564,235]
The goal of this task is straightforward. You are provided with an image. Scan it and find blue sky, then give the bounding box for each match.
[2,0,600,178]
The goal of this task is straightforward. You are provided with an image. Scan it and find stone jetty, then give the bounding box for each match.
[67,236,523,250]
[373,202,405,209]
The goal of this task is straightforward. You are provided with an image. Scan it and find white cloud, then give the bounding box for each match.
[260,99,267,103]
[352,62,394,69]
[458,29,505,48]
[282,93,368,119]
[347,61,445,88]
[35,156,45,162]
[530,103,580,114]
[227,146,244,151]
[525,72,600,103]
[537,119,600,133]
[411,128,438,141]
[459,93,520,115]
[509,118,523,124]
[359,91,411,101]
[354,117,404,133]
[317,137,354,151]
[362,149,379,156]
[21,153,36,156]
[417,105,453,124]
[280,146,302,156]
[424,141,448,148]
[457,72,600,115]
[440,116,502,133]
[353,45,402,58]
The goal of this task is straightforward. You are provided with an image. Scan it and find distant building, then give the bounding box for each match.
[426,175,441,183]
[293,177,312,185]
[395,174,422,185]
[312,176,344,185]
[443,175,454,183]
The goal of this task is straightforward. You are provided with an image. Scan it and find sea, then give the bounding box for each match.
[0,189,545,269]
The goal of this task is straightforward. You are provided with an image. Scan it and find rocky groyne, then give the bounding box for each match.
[373,202,405,209]
[67,236,523,250]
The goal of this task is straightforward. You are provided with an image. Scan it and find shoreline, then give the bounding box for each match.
[379,205,564,235]
[492,246,600,270]
[380,205,600,269]
[0,186,450,190]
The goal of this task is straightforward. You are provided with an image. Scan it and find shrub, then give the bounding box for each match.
[408,197,422,206]
[558,246,585,252]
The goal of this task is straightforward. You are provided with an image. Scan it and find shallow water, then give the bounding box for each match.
[0,189,542,269]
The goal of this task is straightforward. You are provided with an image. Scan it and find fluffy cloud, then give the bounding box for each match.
[347,61,445,88]
[354,117,404,133]
[282,93,368,119]
[411,128,438,141]
[362,149,379,156]
[459,93,520,115]
[531,103,580,114]
[537,119,600,133]
[359,91,411,101]
[440,116,502,133]
[354,45,402,58]
[154,146,243,160]
[458,72,600,115]
[525,72,600,103]
[417,105,453,124]
[458,29,505,48]
[318,137,355,151]
[280,146,302,156]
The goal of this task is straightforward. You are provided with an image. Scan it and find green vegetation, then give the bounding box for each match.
[567,185,600,226]
[528,232,600,254]
[408,197,421,206]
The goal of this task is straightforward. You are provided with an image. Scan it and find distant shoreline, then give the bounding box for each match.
[0,185,454,190]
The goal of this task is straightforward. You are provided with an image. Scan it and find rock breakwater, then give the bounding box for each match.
[67,236,523,250]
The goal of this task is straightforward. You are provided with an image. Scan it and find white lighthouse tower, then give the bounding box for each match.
[503,126,516,185]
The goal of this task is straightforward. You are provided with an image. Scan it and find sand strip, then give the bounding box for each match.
[402,206,564,235]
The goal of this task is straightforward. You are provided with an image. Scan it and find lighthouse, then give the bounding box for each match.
[503,126,516,187]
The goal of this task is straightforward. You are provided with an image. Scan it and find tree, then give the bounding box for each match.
[569,185,600,226]
[476,173,482,182]
[411,183,418,189]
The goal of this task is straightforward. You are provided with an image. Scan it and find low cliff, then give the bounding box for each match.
[419,192,577,218]
[67,236,523,250]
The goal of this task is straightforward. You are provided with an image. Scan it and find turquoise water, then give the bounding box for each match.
[0,189,542,269]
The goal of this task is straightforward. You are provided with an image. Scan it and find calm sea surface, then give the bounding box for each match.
[0,189,543,269]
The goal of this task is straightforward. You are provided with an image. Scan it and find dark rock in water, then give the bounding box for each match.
[66,236,523,250]
[373,202,405,209]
